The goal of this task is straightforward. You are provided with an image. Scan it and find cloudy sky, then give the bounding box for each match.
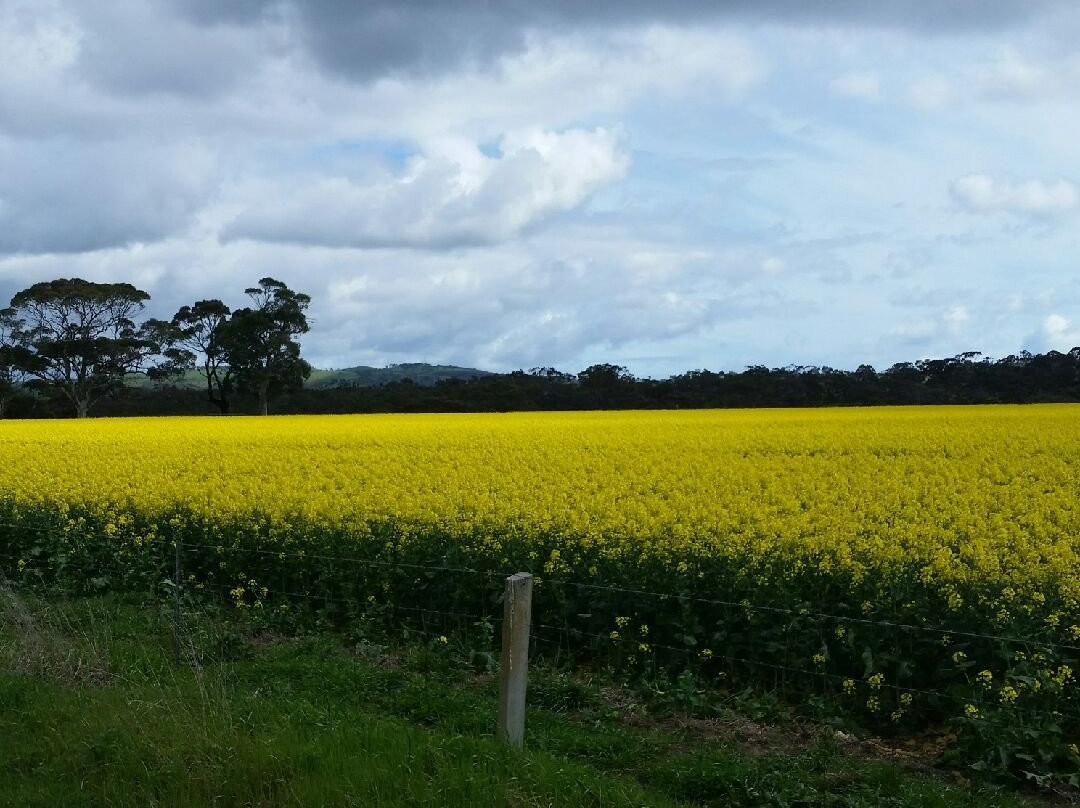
[2,0,1079,375]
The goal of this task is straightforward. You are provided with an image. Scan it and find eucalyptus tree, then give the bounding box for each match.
[223,278,311,416]
[0,307,30,418]
[8,278,172,417]
[165,299,234,414]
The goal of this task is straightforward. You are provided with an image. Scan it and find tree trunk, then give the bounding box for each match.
[75,399,89,418]
[259,378,269,416]
[209,389,230,415]
[0,397,6,419]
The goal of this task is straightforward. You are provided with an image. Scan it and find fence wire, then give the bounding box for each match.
[1,520,1078,731]
[538,576,1080,653]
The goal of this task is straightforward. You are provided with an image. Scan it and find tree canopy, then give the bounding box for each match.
[7,279,170,417]
[165,299,234,414]
[222,278,312,416]
[2,276,314,418]
[0,308,31,418]
[3,275,1079,420]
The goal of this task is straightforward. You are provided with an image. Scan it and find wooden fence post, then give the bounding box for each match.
[496,572,533,748]
[173,537,182,666]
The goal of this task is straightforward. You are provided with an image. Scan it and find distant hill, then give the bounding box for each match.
[306,363,494,388]
[131,363,493,390]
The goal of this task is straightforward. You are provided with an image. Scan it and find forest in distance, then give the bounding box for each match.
[2,275,1079,418]
[6,347,1080,419]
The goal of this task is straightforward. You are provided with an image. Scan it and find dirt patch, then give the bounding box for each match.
[621,710,816,758]
[244,630,293,651]
[0,582,111,686]
[616,704,1078,804]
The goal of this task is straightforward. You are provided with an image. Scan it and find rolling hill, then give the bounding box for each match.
[131,363,493,390]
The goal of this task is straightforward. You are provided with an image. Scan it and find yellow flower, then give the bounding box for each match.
[0,406,1077,724]
[964,704,980,719]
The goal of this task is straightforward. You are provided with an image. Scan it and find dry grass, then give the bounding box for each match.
[0,581,111,685]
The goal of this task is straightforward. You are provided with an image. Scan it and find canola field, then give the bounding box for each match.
[1,406,1077,598]
[1,405,1078,775]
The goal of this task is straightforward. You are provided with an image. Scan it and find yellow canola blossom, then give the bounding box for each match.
[0,404,1078,600]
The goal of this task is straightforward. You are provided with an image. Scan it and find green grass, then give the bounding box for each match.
[0,593,1047,807]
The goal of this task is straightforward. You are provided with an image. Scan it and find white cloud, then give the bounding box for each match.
[888,305,973,347]
[828,71,880,101]
[950,174,1079,214]
[348,26,765,140]
[223,128,629,248]
[907,74,953,110]
[0,0,80,83]
[1041,313,1080,349]
[889,317,938,344]
[976,49,1048,100]
[899,50,1079,111]
[944,304,969,330]
[4,0,1080,374]
[0,136,217,254]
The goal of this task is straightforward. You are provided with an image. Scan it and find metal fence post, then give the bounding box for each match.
[496,572,533,748]
[173,537,182,665]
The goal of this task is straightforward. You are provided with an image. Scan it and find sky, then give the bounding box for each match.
[2,0,1079,377]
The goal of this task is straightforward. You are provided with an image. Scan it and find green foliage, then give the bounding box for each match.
[0,595,1041,808]
[5,278,172,417]
[223,277,312,415]
[2,502,1077,789]
[164,278,313,416]
[0,307,31,418]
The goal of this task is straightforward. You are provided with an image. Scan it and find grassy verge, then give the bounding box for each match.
[0,590,1055,807]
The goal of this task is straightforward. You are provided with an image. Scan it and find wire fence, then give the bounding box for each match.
[2,518,1079,737]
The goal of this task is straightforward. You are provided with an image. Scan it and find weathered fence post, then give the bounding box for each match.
[173,537,182,665]
[496,572,533,748]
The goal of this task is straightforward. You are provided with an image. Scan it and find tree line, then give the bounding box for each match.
[2,277,1079,418]
[256,352,1079,413]
[0,277,310,418]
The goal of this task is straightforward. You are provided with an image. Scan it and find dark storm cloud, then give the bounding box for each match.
[69,0,273,98]
[173,0,279,25]
[0,139,215,255]
[176,0,1065,82]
